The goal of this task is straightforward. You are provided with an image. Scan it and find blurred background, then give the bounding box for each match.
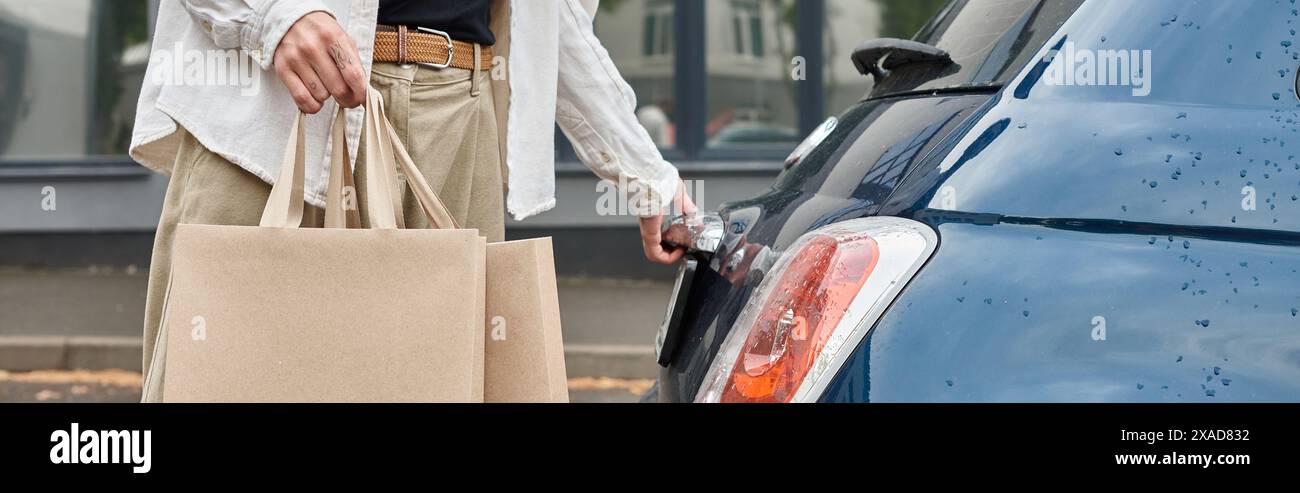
[0,0,946,401]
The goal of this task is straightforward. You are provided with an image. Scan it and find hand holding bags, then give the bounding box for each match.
[156,88,486,402]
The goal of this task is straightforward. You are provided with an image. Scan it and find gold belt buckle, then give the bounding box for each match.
[415,27,454,69]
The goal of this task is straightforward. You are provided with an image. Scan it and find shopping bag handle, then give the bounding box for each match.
[324,108,361,229]
[361,86,461,230]
[259,87,460,230]
[260,112,308,229]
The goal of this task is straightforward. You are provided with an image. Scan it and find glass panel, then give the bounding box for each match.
[705,0,800,151]
[0,0,151,161]
[825,0,1082,108]
[594,0,676,149]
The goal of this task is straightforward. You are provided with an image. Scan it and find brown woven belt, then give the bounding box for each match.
[373,25,494,70]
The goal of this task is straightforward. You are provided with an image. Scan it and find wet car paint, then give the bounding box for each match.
[821,0,1300,401]
[664,0,1300,402]
[821,219,1300,402]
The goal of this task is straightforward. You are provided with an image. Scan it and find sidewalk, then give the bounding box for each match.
[0,370,652,403]
[0,266,672,380]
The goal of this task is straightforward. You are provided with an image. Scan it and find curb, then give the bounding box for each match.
[0,337,660,379]
[0,336,142,372]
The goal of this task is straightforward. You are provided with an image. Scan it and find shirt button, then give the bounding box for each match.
[600,152,612,163]
[201,20,213,32]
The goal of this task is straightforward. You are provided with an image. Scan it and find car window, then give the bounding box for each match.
[868,0,1084,97]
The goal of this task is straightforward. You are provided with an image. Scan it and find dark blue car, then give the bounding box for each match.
[656,0,1300,402]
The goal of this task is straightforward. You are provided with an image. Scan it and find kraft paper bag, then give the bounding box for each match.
[152,88,485,402]
[484,238,569,403]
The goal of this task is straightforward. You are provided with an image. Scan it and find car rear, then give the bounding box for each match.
[656,0,1087,402]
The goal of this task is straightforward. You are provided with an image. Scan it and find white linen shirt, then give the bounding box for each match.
[129,0,679,220]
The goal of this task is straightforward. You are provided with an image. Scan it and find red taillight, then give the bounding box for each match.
[696,217,936,403]
[720,235,879,403]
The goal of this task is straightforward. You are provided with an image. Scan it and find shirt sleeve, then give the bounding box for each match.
[178,0,335,69]
[554,0,681,217]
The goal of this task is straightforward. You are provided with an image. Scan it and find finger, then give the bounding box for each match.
[682,192,698,215]
[275,62,322,114]
[308,43,351,105]
[675,180,698,215]
[665,247,686,264]
[290,58,329,103]
[643,231,684,264]
[644,244,675,264]
[326,36,367,107]
[339,38,369,105]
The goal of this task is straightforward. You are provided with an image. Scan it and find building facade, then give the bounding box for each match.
[0,0,946,372]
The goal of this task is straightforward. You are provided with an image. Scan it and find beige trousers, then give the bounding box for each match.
[141,63,504,391]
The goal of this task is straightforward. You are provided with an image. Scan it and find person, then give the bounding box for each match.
[129,0,696,394]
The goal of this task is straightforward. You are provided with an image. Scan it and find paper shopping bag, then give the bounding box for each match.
[154,88,485,402]
[484,238,569,403]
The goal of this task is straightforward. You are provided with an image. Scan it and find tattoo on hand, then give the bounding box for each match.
[329,41,353,70]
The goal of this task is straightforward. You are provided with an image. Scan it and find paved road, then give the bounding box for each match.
[0,370,649,403]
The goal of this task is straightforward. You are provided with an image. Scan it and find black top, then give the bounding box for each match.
[377,0,495,46]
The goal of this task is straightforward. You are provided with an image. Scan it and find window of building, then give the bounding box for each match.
[0,0,952,174]
[0,0,150,168]
[592,0,949,165]
[705,0,797,152]
[596,0,677,151]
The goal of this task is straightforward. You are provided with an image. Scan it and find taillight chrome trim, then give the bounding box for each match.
[694,216,938,403]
